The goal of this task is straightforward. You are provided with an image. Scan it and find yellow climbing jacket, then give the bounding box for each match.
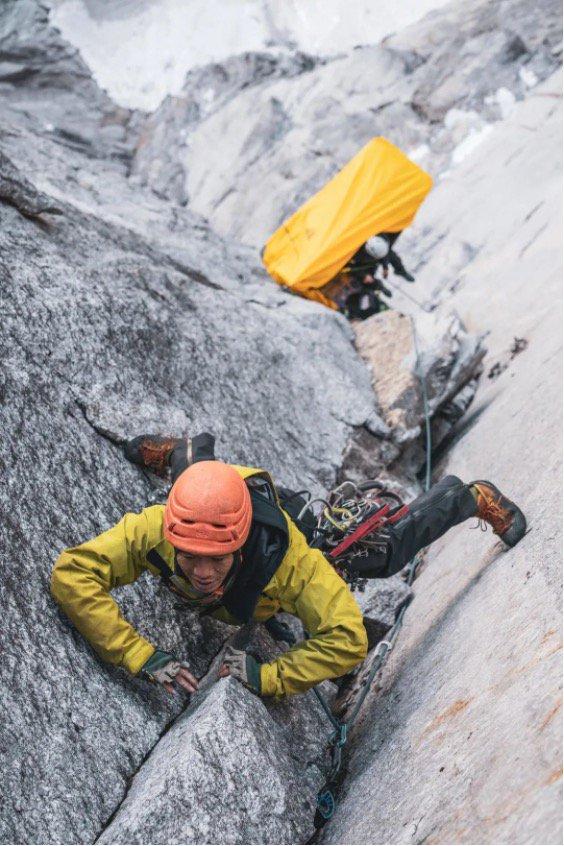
[262,137,432,308]
[51,466,367,696]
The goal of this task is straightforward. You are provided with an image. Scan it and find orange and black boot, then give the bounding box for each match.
[471,480,527,547]
[124,435,183,478]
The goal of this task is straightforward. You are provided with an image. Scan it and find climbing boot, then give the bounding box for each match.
[471,480,527,547]
[124,435,183,478]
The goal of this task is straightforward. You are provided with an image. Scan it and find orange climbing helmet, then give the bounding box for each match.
[164,461,252,555]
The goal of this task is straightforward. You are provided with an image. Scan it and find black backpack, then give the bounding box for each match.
[276,486,317,543]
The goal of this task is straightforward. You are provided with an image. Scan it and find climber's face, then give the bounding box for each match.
[175,551,234,593]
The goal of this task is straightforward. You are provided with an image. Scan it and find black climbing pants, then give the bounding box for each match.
[170,432,215,481]
[349,475,478,579]
[344,288,386,320]
[384,248,414,282]
[168,434,477,581]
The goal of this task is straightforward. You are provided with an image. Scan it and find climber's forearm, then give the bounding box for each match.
[51,554,155,673]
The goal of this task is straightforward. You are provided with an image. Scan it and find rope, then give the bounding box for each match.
[384,276,432,312]
[313,317,433,827]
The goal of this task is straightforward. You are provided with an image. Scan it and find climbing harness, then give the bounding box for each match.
[310,315,433,828]
[338,259,432,313]
[300,482,410,595]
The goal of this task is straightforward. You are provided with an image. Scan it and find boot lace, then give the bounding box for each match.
[472,495,512,536]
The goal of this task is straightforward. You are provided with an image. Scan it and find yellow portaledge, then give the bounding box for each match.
[263,137,432,307]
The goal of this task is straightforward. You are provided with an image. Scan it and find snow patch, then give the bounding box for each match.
[519,66,539,89]
[484,86,517,119]
[268,0,453,55]
[49,0,271,111]
[444,107,484,137]
[438,108,495,168]
[408,143,431,163]
[451,124,494,165]
[49,0,453,111]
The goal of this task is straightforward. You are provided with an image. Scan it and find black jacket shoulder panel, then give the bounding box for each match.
[222,488,289,622]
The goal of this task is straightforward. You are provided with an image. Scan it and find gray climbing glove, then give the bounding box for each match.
[219,645,262,694]
[141,650,199,694]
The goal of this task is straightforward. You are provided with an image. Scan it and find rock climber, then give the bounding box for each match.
[337,232,415,319]
[51,433,526,699]
[364,232,415,283]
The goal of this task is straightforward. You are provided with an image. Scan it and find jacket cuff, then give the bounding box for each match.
[124,640,156,676]
[245,655,262,694]
[259,662,280,697]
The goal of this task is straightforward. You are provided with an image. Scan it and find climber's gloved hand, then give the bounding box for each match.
[141,649,199,695]
[218,645,262,695]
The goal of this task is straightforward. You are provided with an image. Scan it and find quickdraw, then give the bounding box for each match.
[328,501,409,560]
[300,479,411,595]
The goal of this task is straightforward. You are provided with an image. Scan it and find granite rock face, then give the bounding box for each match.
[357,576,413,636]
[343,309,485,483]
[319,72,563,846]
[0,143,359,842]
[1,0,561,844]
[98,679,320,846]
[0,4,374,844]
[130,51,323,207]
[99,625,336,845]
[0,0,141,161]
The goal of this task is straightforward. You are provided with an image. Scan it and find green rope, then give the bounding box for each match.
[314,317,432,826]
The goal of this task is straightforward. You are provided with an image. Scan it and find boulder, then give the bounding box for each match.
[98,678,319,846]
[98,619,337,846]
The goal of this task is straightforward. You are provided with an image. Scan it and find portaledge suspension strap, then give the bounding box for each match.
[314,316,432,826]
